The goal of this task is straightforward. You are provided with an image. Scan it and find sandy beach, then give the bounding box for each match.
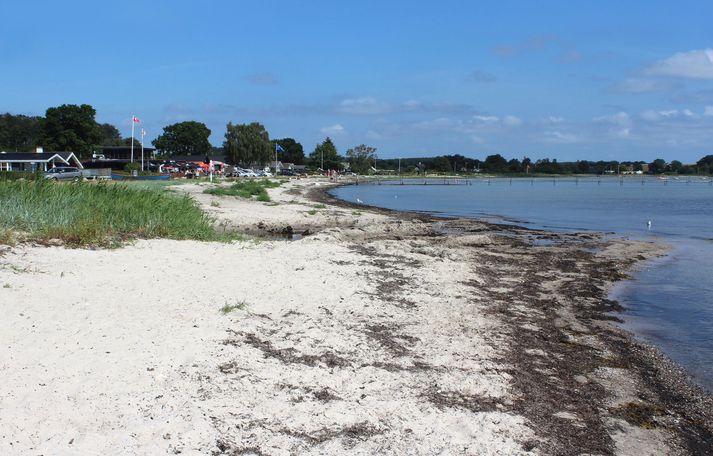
[1,178,712,455]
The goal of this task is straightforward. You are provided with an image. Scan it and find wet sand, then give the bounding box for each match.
[1,178,711,455]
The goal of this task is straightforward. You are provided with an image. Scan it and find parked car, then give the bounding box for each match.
[44,167,85,181]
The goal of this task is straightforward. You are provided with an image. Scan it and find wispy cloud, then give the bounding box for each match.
[494,35,557,57]
[320,124,346,136]
[337,97,390,115]
[609,78,676,94]
[645,49,713,79]
[543,131,581,144]
[640,109,697,121]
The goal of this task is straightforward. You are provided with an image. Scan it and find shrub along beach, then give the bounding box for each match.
[0,179,235,246]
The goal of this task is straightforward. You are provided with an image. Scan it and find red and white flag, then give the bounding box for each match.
[132,116,141,124]
[141,128,146,137]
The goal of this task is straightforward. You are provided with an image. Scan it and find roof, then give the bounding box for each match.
[0,151,78,162]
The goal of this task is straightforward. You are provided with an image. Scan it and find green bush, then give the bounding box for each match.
[0,180,239,246]
[204,179,280,202]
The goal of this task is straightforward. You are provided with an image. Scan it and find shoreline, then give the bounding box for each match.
[1,177,712,454]
[313,180,713,453]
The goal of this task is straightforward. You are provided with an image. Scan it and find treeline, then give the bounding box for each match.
[377,154,713,175]
[3,107,712,174]
[1,108,138,158]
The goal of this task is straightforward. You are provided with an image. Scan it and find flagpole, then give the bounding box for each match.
[140,129,145,171]
[130,116,135,163]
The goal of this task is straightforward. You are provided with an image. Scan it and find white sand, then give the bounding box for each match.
[0,179,533,455]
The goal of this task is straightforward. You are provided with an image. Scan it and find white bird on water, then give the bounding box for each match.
[356,198,364,204]
[647,220,652,230]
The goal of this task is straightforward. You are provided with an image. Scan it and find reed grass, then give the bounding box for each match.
[0,180,236,246]
[204,179,281,201]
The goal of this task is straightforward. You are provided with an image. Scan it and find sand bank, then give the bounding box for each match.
[1,178,711,455]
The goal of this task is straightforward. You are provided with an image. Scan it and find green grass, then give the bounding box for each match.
[220,300,247,314]
[312,203,326,209]
[307,209,317,215]
[203,179,281,202]
[0,179,240,247]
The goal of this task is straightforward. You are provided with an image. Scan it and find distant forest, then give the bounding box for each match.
[375,154,713,175]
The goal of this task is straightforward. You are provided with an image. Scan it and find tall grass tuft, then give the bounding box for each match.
[0,180,236,246]
[204,179,281,201]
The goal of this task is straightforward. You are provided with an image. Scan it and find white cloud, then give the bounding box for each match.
[470,135,485,144]
[610,78,674,93]
[615,128,631,138]
[337,96,390,115]
[645,49,713,79]
[704,106,713,117]
[473,115,499,123]
[413,117,457,130]
[542,116,565,124]
[543,131,581,144]
[320,124,346,136]
[594,112,631,126]
[641,109,697,121]
[503,115,522,126]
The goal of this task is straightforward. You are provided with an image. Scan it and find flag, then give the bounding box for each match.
[275,143,284,152]
[132,116,141,123]
[141,128,146,137]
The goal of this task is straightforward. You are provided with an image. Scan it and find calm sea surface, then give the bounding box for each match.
[332,177,713,392]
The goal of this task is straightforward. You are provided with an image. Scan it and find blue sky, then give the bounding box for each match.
[2,0,713,162]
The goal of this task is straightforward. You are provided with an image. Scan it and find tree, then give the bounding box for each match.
[40,104,103,158]
[0,113,43,151]
[99,123,123,146]
[271,138,305,164]
[308,137,343,170]
[697,155,713,174]
[431,156,452,172]
[152,121,212,157]
[346,144,377,174]
[668,160,683,173]
[649,158,667,174]
[483,154,508,173]
[223,122,272,166]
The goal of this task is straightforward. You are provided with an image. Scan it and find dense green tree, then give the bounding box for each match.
[483,154,508,172]
[99,123,123,146]
[697,155,713,174]
[668,160,683,173]
[308,137,343,170]
[40,104,103,158]
[431,156,452,172]
[152,121,211,156]
[649,158,667,174]
[271,138,305,164]
[123,137,142,148]
[507,158,522,173]
[0,113,43,151]
[346,144,377,174]
[223,122,272,166]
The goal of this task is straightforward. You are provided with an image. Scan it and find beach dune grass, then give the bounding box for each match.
[0,180,233,246]
[204,179,280,201]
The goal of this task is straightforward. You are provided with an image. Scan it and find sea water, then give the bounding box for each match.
[331,177,713,392]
